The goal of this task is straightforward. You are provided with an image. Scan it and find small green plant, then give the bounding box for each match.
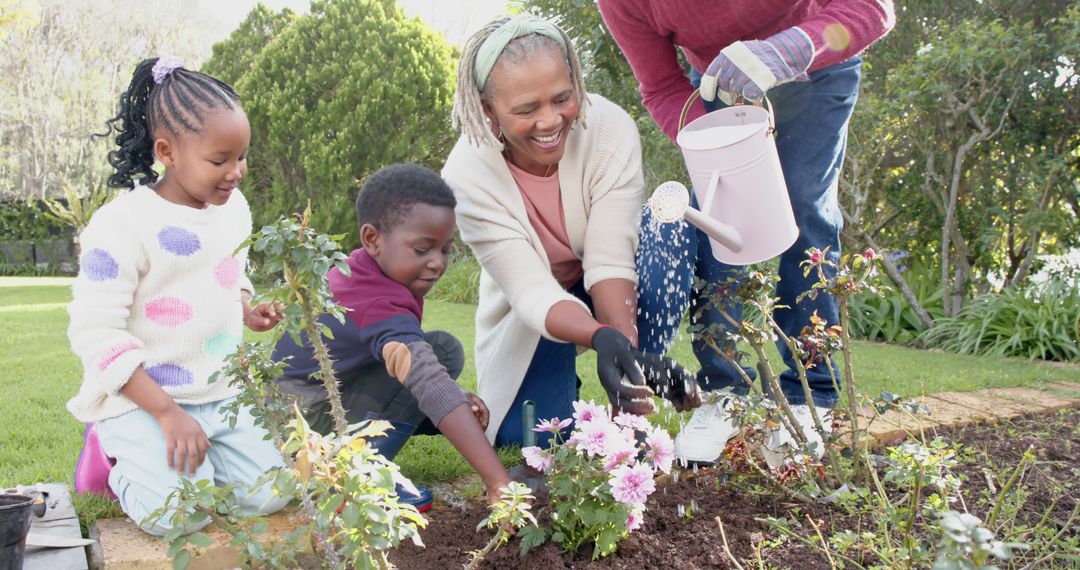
[933,511,1018,569]
[517,401,674,559]
[150,207,429,569]
[465,481,537,570]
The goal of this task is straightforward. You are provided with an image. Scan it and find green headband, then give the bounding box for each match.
[473,15,568,88]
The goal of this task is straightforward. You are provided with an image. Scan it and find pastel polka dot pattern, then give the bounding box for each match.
[204,332,242,361]
[213,256,241,289]
[157,226,201,256]
[82,248,118,281]
[145,364,194,387]
[98,341,140,371]
[145,297,193,327]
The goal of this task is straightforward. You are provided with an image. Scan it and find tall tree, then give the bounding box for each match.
[208,0,457,246]
[0,0,213,200]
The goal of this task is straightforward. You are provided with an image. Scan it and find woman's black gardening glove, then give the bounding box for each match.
[633,351,702,412]
[591,326,656,415]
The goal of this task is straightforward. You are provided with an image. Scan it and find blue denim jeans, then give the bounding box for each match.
[639,57,863,408]
[496,57,861,444]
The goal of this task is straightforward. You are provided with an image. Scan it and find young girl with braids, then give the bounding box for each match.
[67,56,288,535]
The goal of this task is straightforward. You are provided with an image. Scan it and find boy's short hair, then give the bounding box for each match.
[355,163,456,231]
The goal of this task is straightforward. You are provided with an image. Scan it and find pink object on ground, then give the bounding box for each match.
[74,423,116,499]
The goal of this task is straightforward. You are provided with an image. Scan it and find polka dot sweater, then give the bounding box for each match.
[67,185,255,422]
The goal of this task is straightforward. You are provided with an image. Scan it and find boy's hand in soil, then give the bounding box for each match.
[244,299,283,332]
[635,352,702,411]
[465,392,490,430]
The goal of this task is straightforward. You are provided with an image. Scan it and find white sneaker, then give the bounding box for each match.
[673,397,739,464]
[762,404,833,469]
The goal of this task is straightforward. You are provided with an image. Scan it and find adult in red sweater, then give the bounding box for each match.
[598,0,895,466]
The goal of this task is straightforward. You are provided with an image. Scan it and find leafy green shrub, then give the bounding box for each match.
[848,260,945,344]
[0,200,63,241]
[920,276,1080,362]
[206,0,458,248]
[0,263,69,277]
[427,252,480,305]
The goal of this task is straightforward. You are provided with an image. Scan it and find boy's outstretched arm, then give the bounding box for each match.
[383,341,512,502]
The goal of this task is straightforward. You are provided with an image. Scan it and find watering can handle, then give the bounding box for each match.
[678,89,776,134]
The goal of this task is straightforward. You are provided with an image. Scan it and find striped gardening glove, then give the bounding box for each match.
[700,27,815,105]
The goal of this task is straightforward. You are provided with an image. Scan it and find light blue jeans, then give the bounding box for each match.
[96,397,289,535]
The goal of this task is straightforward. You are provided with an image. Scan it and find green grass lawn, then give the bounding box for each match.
[2,277,1077,517]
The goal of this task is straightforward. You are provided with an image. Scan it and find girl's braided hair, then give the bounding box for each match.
[451,17,589,149]
[100,57,241,190]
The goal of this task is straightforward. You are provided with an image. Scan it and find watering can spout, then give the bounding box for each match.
[648,181,744,252]
[683,206,744,252]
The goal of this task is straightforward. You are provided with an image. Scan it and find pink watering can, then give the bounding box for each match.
[665,91,799,266]
[74,423,116,500]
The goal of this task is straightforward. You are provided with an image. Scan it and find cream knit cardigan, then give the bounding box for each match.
[442,94,644,442]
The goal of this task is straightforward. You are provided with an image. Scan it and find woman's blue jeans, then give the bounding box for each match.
[495,57,862,446]
[639,57,863,408]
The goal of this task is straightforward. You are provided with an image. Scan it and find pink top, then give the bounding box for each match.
[507,160,584,289]
[597,0,896,140]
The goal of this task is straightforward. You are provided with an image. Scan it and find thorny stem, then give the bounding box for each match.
[748,341,807,447]
[715,517,748,570]
[837,298,864,470]
[240,366,292,467]
[766,313,846,475]
[701,305,806,446]
[700,334,804,448]
[304,319,348,435]
[714,302,808,449]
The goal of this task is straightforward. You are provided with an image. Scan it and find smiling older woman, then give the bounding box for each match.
[442,15,701,446]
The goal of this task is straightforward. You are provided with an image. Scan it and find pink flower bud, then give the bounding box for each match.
[809,250,822,264]
[863,248,876,260]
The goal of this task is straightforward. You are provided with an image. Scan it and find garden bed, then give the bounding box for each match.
[391,408,1080,568]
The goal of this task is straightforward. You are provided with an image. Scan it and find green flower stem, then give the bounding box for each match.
[987,447,1034,528]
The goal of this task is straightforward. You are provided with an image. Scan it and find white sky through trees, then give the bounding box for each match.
[199,0,509,46]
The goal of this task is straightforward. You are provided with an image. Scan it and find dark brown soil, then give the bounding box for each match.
[390,408,1080,569]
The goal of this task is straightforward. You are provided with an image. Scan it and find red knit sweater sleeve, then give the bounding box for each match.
[799,0,896,71]
[597,0,706,142]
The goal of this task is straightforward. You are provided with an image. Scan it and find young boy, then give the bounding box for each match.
[272,163,511,510]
